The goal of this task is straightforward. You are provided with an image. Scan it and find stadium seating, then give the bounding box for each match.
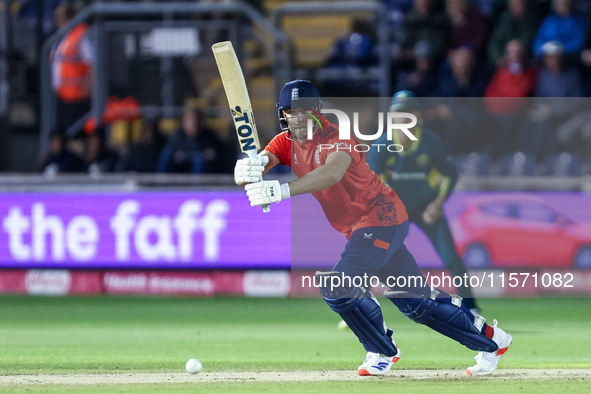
[455,152,491,176]
[539,153,582,177]
[492,152,536,177]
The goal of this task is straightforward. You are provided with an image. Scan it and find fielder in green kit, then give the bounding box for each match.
[368,91,479,312]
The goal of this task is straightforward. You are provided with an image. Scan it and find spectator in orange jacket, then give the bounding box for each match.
[50,2,94,136]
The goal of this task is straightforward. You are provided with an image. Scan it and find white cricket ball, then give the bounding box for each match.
[185,358,203,374]
[337,320,350,331]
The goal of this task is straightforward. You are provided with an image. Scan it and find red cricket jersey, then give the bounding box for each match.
[265,122,408,238]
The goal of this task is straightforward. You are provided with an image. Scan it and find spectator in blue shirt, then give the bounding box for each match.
[436,47,491,97]
[532,0,586,56]
[396,40,440,97]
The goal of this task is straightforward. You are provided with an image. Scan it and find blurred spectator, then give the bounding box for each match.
[382,0,415,45]
[532,0,586,56]
[579,19,591,94]
[535,40,583,98]
[487,0,540,64]
[473,0,496,17]
[398,0,447,62]
[396,40,440,96]
[85,131,119,175]
[519,41,583,159]
[437,47,491,97]
[446,0,489,55]
[430,47,491,154]
[325,20,377,68]
[41,133,86,174]
[120,119,164,173]
[485,40,537,157]
[50,2,94,136]
[485,40,537,109]
[19,0,65,36]
[323,20,378,95]
[383,0,414,13]
[156,106,225,174]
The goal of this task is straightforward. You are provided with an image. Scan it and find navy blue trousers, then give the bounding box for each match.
[333,220,431,297]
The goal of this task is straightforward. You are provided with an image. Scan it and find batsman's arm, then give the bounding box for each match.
[260,150,281,174]
[245,151,350,207]
[288,151,351,196]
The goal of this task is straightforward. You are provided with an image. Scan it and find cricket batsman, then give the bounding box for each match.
[234,80,512,376]
[368,91,480,313]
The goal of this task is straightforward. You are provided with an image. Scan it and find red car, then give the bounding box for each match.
[451,194,591,268]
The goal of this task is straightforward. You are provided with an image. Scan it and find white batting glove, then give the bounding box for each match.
[234,155,269,185]
[245,180,290,206]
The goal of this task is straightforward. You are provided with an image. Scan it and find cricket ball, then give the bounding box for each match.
[185,358,203,374]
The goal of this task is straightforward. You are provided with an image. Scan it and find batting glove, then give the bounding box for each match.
[245,180,290,206]
[234,156,269,185]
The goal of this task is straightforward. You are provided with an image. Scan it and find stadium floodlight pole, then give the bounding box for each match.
[0,0,11,170]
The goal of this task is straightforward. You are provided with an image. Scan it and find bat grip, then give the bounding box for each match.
[246,150,271,213]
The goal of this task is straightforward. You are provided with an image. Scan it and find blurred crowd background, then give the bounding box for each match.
[2,0,591,177]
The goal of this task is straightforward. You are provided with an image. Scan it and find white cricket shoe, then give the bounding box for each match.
[357,350,401,376]
[466,319,512,376]
[358,330,401,376]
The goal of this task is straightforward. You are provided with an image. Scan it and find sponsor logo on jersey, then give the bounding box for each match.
[391,172,426,181]
[416,154,430,167]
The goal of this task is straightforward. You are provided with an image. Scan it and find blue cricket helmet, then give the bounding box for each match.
[277,79,320,111]
[277,79,321,132]
[389,90,420,112]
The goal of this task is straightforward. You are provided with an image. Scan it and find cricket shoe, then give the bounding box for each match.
[358,329,401,376]
[466,319,512,376]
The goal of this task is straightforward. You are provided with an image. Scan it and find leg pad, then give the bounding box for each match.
[317,271,397,357]
[384,289,497,352]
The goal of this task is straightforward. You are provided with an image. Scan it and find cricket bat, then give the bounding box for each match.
[212,41,270,212]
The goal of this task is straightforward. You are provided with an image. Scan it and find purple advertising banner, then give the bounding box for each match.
[2,191,590,270]
[0,192,291,269]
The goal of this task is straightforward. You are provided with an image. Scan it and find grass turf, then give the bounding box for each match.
[0,296,590,376]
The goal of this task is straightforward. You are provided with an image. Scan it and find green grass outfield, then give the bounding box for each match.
[0,296,590,393]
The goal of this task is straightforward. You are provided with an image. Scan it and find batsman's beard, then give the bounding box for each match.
[287,112,313,143]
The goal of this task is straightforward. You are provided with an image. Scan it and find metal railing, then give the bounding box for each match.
[0,0,10,170]
[270,1,390,97]
[40,1,290,152]
[0,173,293,192]
[0,173,589,192]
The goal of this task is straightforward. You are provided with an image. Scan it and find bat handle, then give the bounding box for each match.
[246,150,271,213]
